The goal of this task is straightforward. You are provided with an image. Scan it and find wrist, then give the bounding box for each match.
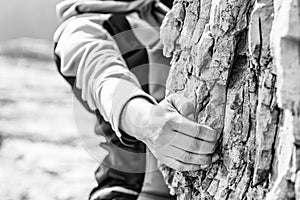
[120,97,155,139]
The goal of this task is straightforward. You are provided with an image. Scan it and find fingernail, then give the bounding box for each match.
[212,154,220,163]
[200,164,209,169]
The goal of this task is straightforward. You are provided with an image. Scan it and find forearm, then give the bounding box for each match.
[95,75,157,139]
[120,97,156,140]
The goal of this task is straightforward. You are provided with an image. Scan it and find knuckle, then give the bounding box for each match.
[166,159,187,172]
[181,138,194,151]
[164,117,174,129]
[199,125,219,141]
[210,129,219,141]
[190,141,213,154]
[195,124,203,137]
[170,113,181,122]
[167,115,181,128]
[214,132,220,141]
[171,93,180,99]
[212,142,218,150]
[190,140,201,152]
[174,163,185,172]
[182,152,193,163]
[166,93,177,103]
[200,164,210,170]
[202,155,212,165]
[203,142,214,153]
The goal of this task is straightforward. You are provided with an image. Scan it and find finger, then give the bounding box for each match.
[212,154,220,163]
[172,133,216,154]
[159,145,213,166]
[167,94,195,117]
[156,154,203,172]
[195,153,220,170]
[172,115,218,142]
[169,131,217,154]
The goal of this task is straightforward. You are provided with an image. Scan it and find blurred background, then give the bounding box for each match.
[0,0,59,42]
[0,0,103,199]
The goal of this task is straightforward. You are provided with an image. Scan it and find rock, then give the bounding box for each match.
[159,0,300,199]
[160,2,185,57]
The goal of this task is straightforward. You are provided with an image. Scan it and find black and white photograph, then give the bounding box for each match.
[0,0,299,199]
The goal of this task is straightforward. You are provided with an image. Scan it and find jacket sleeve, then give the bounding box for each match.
[54,17,157,140]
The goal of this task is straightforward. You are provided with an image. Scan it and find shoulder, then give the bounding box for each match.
[54,14,111,44]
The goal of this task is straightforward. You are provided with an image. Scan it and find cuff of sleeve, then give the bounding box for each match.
[110,80,157,146]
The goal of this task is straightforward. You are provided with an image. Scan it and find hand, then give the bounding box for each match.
[121,94,219,171]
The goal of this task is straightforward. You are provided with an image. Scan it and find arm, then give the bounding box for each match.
[54,17,219,171]
[54,17,156,141]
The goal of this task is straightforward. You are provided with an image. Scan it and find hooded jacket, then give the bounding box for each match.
[53,0,174,199]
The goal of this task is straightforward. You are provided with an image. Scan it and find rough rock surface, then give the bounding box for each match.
[160,0,300,199]
[0,40,105,200]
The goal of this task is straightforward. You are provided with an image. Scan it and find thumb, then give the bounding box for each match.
[167,94,195,117]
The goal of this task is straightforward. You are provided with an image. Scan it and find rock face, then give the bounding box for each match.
[160,0,300,199]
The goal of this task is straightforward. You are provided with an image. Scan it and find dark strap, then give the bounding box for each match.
[103,14,150,94]
[100,14,150,145]
[53,15,148,144]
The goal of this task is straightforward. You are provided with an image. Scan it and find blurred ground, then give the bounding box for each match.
[0,39,105,200]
